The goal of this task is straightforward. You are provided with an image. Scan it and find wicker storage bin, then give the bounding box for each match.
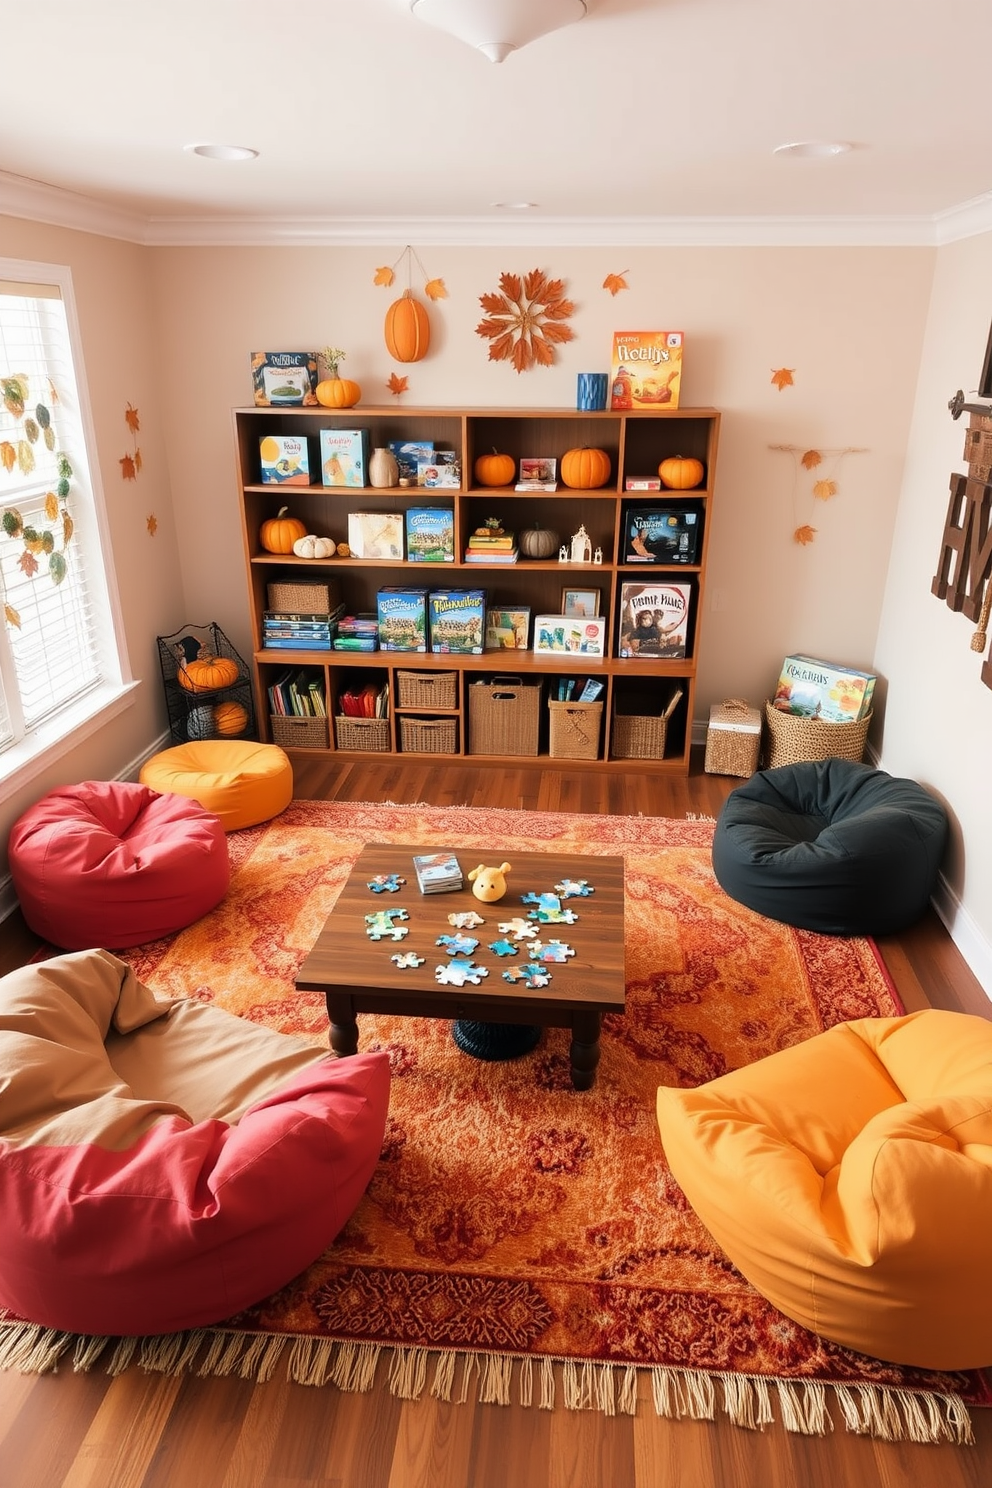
[763,701,871,769]
[399,716,458,754]
[548,700,603,760]
[334,715,391,752]
[611,688,682,761]
[269,714,329,750]
[266,580,338,615]
[396,669,457,710]
[468,677,541,757]
[704,699,762,777]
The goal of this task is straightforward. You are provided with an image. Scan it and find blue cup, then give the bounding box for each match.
[577,372,609,411]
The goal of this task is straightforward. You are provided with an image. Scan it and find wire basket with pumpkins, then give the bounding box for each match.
[156,622,257,746]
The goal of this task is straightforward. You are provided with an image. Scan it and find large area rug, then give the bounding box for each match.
[3,799,988,1442]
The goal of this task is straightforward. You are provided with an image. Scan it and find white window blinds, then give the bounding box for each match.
[0,276,105,755]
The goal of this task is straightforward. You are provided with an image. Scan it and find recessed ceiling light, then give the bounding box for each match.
[773,140,852,159]
[492,201,538,210]
[185,143,259,162]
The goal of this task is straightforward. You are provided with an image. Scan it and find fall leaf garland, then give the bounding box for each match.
[0,371,74,591]
[120,402,142,481]
[770,443,867,545]
[475,269,575,373]
[373,246,447,302]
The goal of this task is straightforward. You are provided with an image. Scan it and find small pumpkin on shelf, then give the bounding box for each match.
[659,455,705,490]
[560,446,612,490]
[473,449,516,487]
[292,534,336,559]
[177,647,240,695]
[260,506,307,554]
[518,525,560,560]
[315,347,361,409]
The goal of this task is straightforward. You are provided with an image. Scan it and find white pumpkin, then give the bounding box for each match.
[293,534,336,559]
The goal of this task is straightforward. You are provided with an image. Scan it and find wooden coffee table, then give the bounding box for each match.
[296,843,625,1090]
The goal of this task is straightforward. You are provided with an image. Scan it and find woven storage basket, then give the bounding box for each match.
[269,714,329,750]
[399,716,458,754]
[396,670,457,710]
[611,688,682,761]
[548,700,603,760]
[763,701,871,769]
[334,716,390,752]
[266,581,336,615]
[468,677,541,757]
[704,698,761,777]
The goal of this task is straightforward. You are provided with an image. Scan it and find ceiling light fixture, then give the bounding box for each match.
[410,0,587,64]
[492,201,538,210]
[773,140,852,160]
[185,143,259,162]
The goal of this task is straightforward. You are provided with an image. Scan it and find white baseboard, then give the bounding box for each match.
[0,731,172,927]
[931,872,992,1004]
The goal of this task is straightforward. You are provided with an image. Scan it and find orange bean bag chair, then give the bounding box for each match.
[139,739,293,831]
[0,950,390,1337]
[8,779,230,950]
[656,1010,992,1370]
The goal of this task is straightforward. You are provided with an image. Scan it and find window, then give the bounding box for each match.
[0,260,131,786]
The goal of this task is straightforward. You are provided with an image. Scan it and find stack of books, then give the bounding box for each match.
[268,668,327,716]
[262,608,344,651]
[464,526,518,564]
[333,614,379,652]
[339,682,388,718]
[412,852,463,895]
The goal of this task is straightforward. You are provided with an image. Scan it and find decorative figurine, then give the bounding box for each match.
[559,544,569,563]
[468,862,511,903]
[570,524,592,563]
[593,546,603,565]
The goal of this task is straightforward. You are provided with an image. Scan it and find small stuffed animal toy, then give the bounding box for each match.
[468,862,511,903]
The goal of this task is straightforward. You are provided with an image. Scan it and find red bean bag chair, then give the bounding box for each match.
[0,950,391,1337]
[8,780,230,949]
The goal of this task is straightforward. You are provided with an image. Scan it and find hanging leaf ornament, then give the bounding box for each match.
[603,270,629,296]
[771,368,796,391]
[373,266,396,287]
[424,278,448,302]
[2,376,27,418]
[794,524,817,545]
[147,514,158,536]
[813,478,838,500]
[475,268,575,373]
[801,449,822,470]
[386,373,409,397]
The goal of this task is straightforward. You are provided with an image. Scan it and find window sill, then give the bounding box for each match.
[0,680,141,801]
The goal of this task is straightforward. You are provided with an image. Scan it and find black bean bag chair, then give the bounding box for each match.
[711,759,948,936]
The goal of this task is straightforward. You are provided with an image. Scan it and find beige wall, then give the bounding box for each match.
[874,231,992,990]
[0,214,186,855]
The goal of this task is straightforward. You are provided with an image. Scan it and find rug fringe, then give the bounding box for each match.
[0,1321,976,1441]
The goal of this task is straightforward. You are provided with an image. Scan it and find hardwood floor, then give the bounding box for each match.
[1,753,989,1488]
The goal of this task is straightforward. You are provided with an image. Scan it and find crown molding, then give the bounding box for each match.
[4,166,992,250]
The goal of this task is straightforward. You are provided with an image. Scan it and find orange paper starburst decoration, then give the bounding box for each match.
[475,269,574,373]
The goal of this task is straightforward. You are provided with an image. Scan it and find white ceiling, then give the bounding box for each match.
[3,0,992,247]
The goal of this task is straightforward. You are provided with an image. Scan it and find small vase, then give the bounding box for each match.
[369,447,399,489]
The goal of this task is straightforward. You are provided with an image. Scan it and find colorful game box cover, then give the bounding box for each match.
[617,582,691,658]
[376,587,429,651]
[609,332,683,411]
[625,507,700,564]
[773,654,876,722]
[485,607,531,650]
[406,507,455,562]
[428,588,487,654]
[388,441,434,482]
[417,452,461,488]
[259,432,310,485]
[533,615,606,657]
[250,351,319,407]
[347,512,405,559]
[320,428,369,487]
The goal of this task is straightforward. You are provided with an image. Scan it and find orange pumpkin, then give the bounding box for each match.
[385,291,430,363]
[177,651,240,694]
[659,455,705,490]
[560,446,612,490]
[315,375,361,409]
[260,506,307,554]
[213,700,249,736]
[473,448,516,487]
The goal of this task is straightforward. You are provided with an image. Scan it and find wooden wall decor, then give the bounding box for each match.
[940,318,992,689]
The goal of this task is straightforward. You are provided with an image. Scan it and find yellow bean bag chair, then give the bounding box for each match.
[656,1010,992,1370]
[140,740,293,832]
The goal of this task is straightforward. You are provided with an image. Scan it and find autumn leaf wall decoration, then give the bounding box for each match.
[120,402,142,481]
[771,367,796,391]
[386,373,409,397]
[603,270,629,296]
[770,443,867,545]
[476,269,575,373]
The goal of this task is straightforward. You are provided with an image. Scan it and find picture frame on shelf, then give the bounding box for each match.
[561,587,601,618]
